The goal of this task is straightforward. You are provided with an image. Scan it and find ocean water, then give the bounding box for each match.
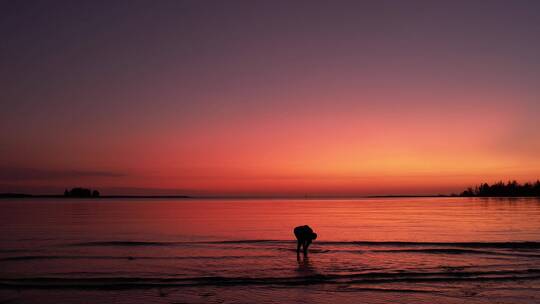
[1,197,540,303]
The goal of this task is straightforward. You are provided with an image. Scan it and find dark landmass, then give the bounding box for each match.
[366,194,449,198]
[460,180,540,197]
[0,193,191,199]
[64,187,100,198]
[0,187,190,199]
[2,180,540,199]
[0,193,34,198]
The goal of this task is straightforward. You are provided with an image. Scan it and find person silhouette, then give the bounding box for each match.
[294,225,317,257]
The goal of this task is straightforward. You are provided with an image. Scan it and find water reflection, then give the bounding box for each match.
[296,256,317,276]
[0,198,539,304]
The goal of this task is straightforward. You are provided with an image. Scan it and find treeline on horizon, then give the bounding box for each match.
[460,180,540,197]
[64,187,100,198]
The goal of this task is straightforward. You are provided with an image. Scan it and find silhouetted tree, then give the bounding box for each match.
[460,180,540,197]
[64,187,97,198]
[461,187,475,197]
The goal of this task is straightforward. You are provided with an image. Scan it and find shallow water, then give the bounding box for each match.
[1,197,539,303]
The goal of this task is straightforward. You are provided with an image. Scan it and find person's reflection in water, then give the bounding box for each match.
[296,256,317,276]
[294,225,317,257]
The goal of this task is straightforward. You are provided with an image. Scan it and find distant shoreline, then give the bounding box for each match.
[1,193,538,199]
[0,194,191,199]
[3,180,538,199]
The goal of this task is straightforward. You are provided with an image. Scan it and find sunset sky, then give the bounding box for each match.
[1,1,539,196]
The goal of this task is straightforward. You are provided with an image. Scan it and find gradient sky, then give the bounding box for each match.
[1,0,539,196]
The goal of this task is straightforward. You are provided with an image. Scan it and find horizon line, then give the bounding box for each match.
[0,192,456,199]
[1,193,530,200]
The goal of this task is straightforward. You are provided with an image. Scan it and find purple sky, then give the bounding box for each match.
[1,1,540,195]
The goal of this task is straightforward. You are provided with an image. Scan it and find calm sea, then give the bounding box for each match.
[1,197,540,303]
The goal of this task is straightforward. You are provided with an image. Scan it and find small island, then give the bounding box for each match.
[64,187,100,198]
